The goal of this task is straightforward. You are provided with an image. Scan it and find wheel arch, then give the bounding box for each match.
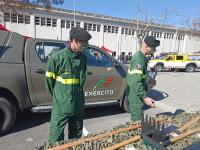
[186,63,197,68]
[0,87,20,111]
[119,90,127,107]
[155,62,164,67]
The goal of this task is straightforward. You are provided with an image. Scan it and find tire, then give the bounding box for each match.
[155,64,163,72]
[123,96,130,113]
[0,97,17,135]
[186,65,195,72]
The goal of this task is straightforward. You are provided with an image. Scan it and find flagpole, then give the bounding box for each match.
[73,0,76,27]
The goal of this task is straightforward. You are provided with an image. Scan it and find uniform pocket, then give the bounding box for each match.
[54,85,73,114]
[61,94,73,114]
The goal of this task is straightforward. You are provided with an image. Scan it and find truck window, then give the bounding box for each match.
[35,42,66,63]
[83,48,113,67]
[166,56,173,61]
[188,55,200,60]
[176,55,183,60]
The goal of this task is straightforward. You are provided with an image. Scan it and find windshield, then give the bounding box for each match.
[156,56,167,60]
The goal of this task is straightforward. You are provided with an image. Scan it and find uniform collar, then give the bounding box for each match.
[66,47,80,59]
[138,50,145,58]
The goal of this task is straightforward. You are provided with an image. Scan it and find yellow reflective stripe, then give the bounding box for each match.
[46,71,79,84]
[128,69,143,75]
[56,77,79,84]
[46,71,56,79]
[142,75,147,78]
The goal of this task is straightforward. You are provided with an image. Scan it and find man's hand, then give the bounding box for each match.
[144,97,155,107]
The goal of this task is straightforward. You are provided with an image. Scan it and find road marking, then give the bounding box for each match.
[26,137,33,142]
[83,126,89,136]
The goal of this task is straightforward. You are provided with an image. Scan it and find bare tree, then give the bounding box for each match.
[133,1,183,48]
[0,0,64,12]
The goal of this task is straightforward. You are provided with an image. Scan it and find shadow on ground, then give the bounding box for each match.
[84,105,125,119]
[3,110,51,136]
[2,104,124,136]
[144,89,168,110]
[156,109,185,117]
[148,89,169,101]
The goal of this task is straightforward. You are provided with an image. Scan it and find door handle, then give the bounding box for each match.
[35,69,45,74]
[87,72,93,75]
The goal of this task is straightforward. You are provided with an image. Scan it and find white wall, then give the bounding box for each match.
[88,31,101,47]
[0,12,3,24]
[5,23,31,37]
[103,32,119,52]
[121,34,135,54]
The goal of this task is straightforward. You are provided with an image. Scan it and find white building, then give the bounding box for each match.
[1,6,200,57]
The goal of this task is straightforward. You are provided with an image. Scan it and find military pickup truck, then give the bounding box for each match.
[0,29,156,135]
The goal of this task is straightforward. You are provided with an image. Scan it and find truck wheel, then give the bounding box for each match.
[123,96,130,113]
[0,97,17,135]
[155,64,163,72]
[186,65,195,72]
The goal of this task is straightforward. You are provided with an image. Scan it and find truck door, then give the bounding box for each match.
[174,55,185,68]
[82,46,123,102]
[25,39,66,106]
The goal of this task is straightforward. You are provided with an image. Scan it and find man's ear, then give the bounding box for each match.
[144,44,149,51]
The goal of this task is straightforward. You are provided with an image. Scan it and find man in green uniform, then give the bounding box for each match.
[45,27,92,144]
[126,36,160,121]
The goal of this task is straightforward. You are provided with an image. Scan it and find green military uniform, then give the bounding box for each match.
[45,48,87,143]
[126,50,148,121]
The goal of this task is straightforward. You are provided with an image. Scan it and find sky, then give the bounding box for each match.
[55,0,200,27]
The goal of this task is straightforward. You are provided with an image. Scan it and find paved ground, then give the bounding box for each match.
[0,71,200,150]
[146,71,200,115]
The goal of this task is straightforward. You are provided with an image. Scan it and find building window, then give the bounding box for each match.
[88,23,92,31]
[93,24,96,31]
[11,14,17,23]
[76,22,80,27]
[151,31,154,36]
[178,34,185,40]
[125,28,128,35]
[84,23,88,30]
[104,25,107,32]
[52,19,57,27]
[108,26,111,33]
[4,13,10,22]
[25,15,30,24]
[164,33,166,39]
[41,17,46,26]
[66,21,70,28]
[128,28,132,35]
[47,18,51,26]
[131,29,134,35]
[171,34,174,39]
[97,25,101,32]
[71,21,74,28]
[115,27,119,34]
[61,20,65,28]
[35,16,40,25]
[111,26,115,33]
[121,28,124,34]
[18,14,24,23]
